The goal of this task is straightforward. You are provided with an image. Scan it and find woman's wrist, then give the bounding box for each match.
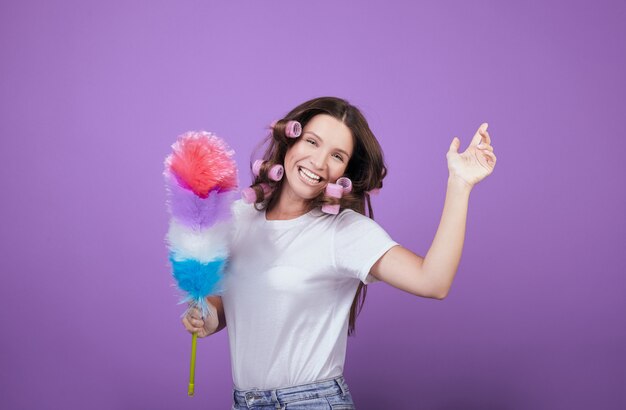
[447,174,474,194]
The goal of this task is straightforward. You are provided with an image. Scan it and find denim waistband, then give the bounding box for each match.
[233,375,349,408]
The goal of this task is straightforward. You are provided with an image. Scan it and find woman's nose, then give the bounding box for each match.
[309,152,326,170]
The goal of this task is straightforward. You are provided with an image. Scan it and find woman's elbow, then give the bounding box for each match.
[409,286,448,300]
[430,286,449,300]
[427,274,450,300]
[434,291,448,300]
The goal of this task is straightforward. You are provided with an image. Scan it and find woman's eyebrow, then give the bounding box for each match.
[304,131,323,140]
[304,131,351,158]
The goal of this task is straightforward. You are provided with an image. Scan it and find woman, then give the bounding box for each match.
[182,96,496,409]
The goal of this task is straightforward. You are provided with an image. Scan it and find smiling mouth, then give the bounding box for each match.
[298,166,323,184]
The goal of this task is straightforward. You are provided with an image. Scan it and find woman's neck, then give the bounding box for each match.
[266,185,311,220]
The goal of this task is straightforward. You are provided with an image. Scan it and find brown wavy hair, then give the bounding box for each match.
[248,96,388,336]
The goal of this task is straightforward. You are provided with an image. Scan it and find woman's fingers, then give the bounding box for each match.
[479,128,491,145]
[182,306,217,338]
[188,307,202,319]
[470,123,489,146]
[182,314,205,333]
[482,150,497,166]
[182,316,196,333]
[189,308,205,327]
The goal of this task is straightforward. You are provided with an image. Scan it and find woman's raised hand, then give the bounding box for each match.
[446,123,497,188]
[182,303,220,338]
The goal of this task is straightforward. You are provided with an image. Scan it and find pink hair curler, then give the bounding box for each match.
[321,183,343,215]
[322,177,353,215]
[241,182,272,204]
[252,159,284,181]
[335,177,352,194]
[285,120,302,138]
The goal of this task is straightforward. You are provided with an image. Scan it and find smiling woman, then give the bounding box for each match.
[282,114,354,203]
[250,97,389,222]
[180,96,497,409]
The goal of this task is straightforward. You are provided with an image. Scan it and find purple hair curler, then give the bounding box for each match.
[322,177,353,214]
[285,120,302,138]
[321,183,343,215]
[241,182,272,204]
[252,159,284,181]
[335,177,352,194]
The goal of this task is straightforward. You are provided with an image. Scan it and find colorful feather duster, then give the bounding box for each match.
[164,130,238,396]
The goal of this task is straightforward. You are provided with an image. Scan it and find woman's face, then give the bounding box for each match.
[282,114,354,202]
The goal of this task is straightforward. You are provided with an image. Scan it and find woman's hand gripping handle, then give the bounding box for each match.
[182,296,226,338]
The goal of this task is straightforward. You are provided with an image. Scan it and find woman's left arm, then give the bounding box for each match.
[370,123,497,299]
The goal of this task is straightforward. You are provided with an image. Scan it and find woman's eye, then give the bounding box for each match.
[306,139,316,145]
[333,154,344,162]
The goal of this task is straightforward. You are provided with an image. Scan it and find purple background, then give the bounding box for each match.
[1,1,624,409]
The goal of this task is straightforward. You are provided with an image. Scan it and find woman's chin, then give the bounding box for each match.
[290,186,324,201]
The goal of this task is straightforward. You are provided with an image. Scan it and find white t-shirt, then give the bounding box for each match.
[222,200,398,390]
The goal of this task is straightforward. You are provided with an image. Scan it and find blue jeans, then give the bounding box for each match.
[232,375,356,409]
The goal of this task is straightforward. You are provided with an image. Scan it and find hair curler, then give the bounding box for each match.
[321,177,353,215]
[241,182,272,204]
[269,119,302,138]
[285,120,302,138]
[252,159,284,181]
[335,177,352,194]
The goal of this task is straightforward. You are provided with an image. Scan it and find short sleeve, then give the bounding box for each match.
[332,210,399,284]
[229,199,257,249]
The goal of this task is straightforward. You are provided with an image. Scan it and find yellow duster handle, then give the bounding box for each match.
[188,332,198,396]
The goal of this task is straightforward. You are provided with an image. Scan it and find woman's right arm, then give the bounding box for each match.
[181,295,227,337]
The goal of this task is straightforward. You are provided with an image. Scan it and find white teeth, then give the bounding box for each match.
[298,167,321,184]
[299,167,321,181]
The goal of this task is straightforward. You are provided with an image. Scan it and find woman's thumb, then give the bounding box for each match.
[448,137,460,154]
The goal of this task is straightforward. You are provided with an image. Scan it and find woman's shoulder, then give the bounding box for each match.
[333,207,379,230]
[336,207,370,221]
